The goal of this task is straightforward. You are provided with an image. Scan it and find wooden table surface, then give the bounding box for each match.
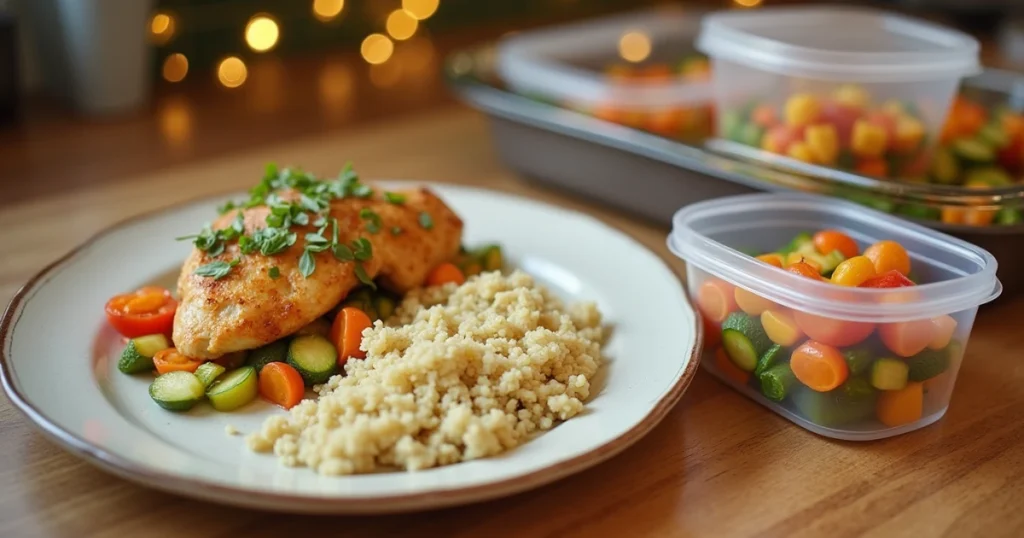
[3,48,1024,538]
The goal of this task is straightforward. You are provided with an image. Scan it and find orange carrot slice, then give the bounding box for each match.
[696,279,737,324]
[790,341,849,392]
[426,262,466,287]
[258,362,306,409]
[330,306,373,365]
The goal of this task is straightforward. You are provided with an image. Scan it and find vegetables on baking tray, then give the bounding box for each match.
[699,227,963,432]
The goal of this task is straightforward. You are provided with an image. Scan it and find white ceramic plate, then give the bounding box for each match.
[1,183,700,514]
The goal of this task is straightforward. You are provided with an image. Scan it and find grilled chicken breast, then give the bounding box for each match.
[173,187,462,359]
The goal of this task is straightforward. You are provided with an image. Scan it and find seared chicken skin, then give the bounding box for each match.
[173,187,462,359]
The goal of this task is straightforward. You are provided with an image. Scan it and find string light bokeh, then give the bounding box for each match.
[245,15,280,53]
[162,53,189,83]
[618,31,652,63]
[312,0,345,22]
[217,56,248,88]
[361,33,395,65]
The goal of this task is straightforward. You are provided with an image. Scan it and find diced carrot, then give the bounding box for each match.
[876,382,924,427]
[330,306,373,365]
[793,310,875,347]
[756,253,784,268]
[153,348,204,375]
[696,279,737,324]
[734,287,776,316]
[929,315,958,350]
[855,158,888,178]
[258,362,306,409]
[879,319,935,358]
[761,309,804,347]
[713,347,750,386]
[790,341,849,392]
[813,229,859,259]
[863,240,911,276]
[426,262,466,287]
[786,259,823,279]
[963,208,996,227]
[703,316,721,349]
[751,104,779,128]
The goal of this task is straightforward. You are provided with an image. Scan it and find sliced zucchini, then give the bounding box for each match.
[843,348,875,377]
[374,295,397,321]
[206,366,258,412]
[951,138,996,165]
[977,124,1010,149]
[778,232,813,256]
[287,334,338,386]
[194,362,226,388]
[149,371,206,412]
[964,167,1013,188]
[906,348,951,382]
[871,358,909,390]
[896,203,941,221]
[754,344,785,377]
[474,244,504,273]
[759,363,796,402]
[737,122,764,148]
[246,339,289,372]
[997,207,1024,225]
[134,334,171,358]
[118,334,171,374]
[930,148,960,185]
[791,378,877,427]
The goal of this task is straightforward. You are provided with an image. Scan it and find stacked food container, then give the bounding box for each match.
[451,4,1024,296]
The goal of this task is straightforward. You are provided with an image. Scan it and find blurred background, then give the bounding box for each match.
[3,0,1024,199]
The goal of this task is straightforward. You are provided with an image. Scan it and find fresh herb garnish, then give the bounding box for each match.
[182,163,380,279]
[360,208,382,234]
[298,250,316,278]
[418,211,434,230]
[384,192,406,205]
[268,266,281,279]
[391,226,402,236]
[217,201,237,215]
[354,263,376,289]
[193,259,240,280]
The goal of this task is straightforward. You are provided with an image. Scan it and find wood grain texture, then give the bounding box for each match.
[2,109,1024,537]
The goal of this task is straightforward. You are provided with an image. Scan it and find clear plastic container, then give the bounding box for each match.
[697,6,980,180]
[668,193,1001,440]
[497,7,714,141]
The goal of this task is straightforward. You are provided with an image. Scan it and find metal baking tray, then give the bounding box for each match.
[445,45,1024,297]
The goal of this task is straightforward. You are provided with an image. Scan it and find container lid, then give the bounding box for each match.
[668,193,1001,322]
[696,6,980,82]
[497,8,712,109]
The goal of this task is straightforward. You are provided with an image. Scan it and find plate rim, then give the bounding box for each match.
[0,183,702,514]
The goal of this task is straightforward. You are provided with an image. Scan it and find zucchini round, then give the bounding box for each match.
[149,371,206,412]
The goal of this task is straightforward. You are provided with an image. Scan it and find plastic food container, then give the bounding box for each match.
[497,7,713,142]
[668,193,1002,440]
[697,6,981,180]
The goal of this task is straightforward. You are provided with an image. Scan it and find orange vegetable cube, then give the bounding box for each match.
[864,240,911,276]
[734,287,776,316]
[879,319,934,358]
[696,279,737,324]
[713,347,750,386]
[785,93,822,127]
[830,256,877,287]
[787,141,816,163]
[785,253,822,273]
[761,309,804,347]
[793,310,875,348]
[832,84,870,110]
[963,208,996,227]
[812,229,859,258]
[643,109,683,135]
[851,119,889,158]
[756,253,785,268]
[941,206,966,225]
[893,116,926,153]
[876,382,924,427]
[855,158,888,178]
[929,315,958,350]
[751,104,779,128]
[805,123,839,165]
[762,124,802,154]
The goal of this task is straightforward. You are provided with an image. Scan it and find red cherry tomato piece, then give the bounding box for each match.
[859,269,916,289]
[105,286,177,338]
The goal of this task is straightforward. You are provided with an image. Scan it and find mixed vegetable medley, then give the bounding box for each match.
[697,229,961,430]
[106,247,503,413]
[722,84,932,181]
[565,54,713,142]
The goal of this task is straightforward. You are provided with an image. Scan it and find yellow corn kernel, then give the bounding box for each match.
[833,84,870,109]
[784,93,821,127]
[894,116,925,153]
[851,119,889,158]
[804,123,839,165]
[787,141,815,163]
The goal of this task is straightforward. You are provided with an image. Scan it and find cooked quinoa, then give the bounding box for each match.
[246,270,603,475]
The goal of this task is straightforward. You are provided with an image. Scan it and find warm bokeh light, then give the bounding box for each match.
[217,56,248,88]
[149,12,176,44]
[733,0,763,7]
[319,61,355,119]
[369,61,403,89]
[398,36,437,78]
[386,9,418,41]
[245,15,280,52]
[312,0,345,21]
[249,60,284,113]
[618,31,652,63]
[361,34,394,65]
[161,53,188,83]
[402,0,439,21]
[158,96,193,151]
